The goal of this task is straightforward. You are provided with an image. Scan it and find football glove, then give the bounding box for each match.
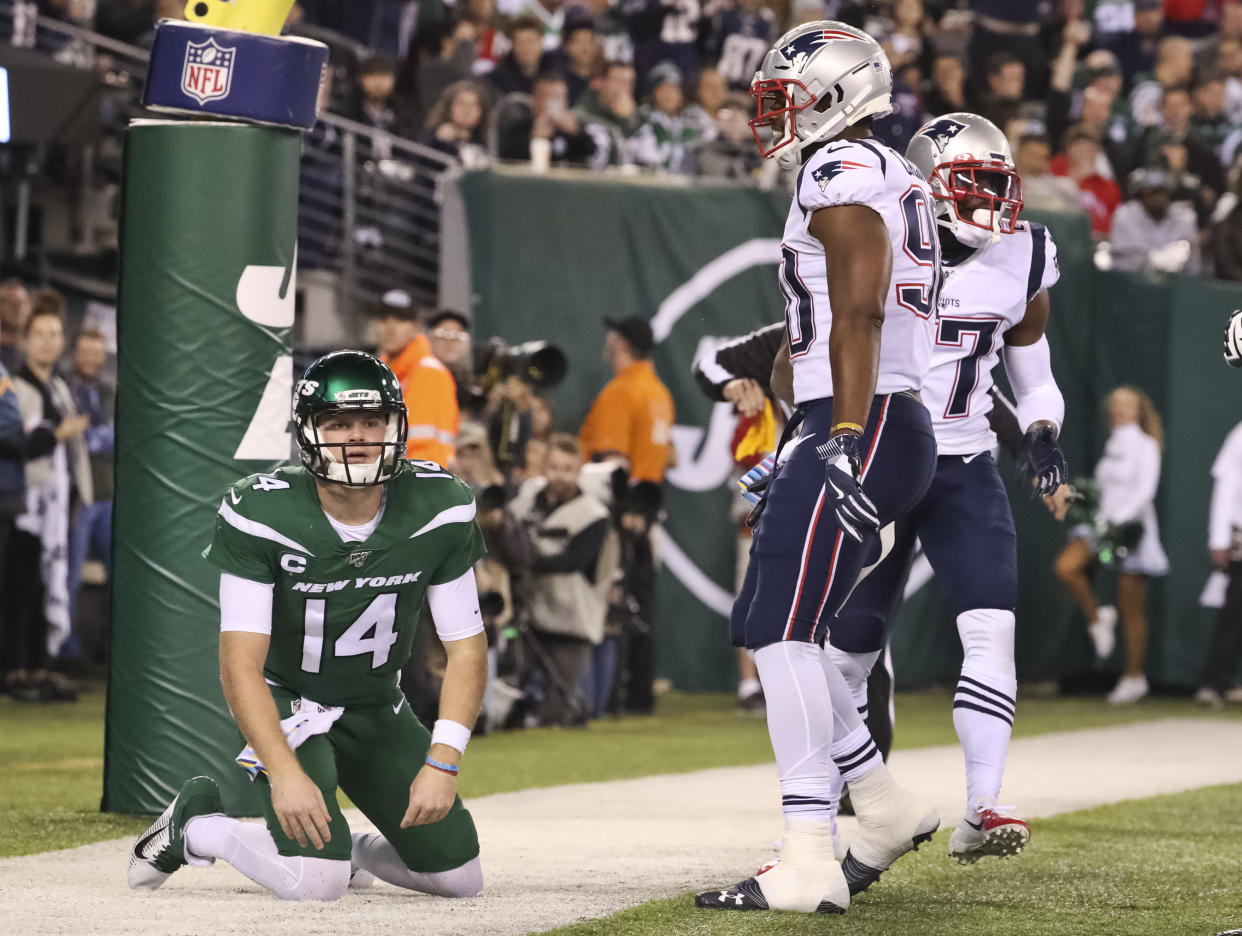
[816,432,879,543]
[1225,309,1242,368]
[1018,425,1067,497]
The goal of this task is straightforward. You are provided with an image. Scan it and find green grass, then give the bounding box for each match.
[541,782,1242,936]
[3,683,1240,859]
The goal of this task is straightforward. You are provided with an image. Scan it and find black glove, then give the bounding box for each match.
[1018,424,1067,497]
[816,432,880,543]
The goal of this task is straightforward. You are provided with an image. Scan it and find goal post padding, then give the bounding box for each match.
[104,121,299,815]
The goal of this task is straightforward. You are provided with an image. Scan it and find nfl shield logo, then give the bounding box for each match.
[347,551,372,568]
[181,37,236,105]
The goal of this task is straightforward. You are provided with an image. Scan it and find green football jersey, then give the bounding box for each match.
[203,463,486,707]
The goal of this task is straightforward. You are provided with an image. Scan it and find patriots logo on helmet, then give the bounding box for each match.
[778,28,859,70]
[921,117,968,152]
[812,159,868,190]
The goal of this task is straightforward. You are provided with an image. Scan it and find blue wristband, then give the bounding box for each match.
[425,756,459,775]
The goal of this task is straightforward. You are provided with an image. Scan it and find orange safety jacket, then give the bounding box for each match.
[382,334,459,468]
[580,360,674,483]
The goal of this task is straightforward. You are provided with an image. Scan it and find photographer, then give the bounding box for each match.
[471,338,567,483]
[509,434,618,725]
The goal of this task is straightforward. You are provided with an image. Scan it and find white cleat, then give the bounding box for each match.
[1107,674,1149,705]
[949,806,1031,865]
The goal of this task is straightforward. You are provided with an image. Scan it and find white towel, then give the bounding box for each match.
[236,696,345,779]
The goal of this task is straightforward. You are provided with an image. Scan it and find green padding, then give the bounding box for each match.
[459,171,1242,691]
[104,121,299,815]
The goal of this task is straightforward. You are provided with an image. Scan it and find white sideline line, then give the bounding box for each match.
[2,718,1241,935]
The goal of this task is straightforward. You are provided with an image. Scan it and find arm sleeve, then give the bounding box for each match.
[1002,336,1065,435]
[797,142,887,216]
[532,516,610,576]
[693,322,786,400]
[219,572,275,634]
[1209,425,1242,549]
[427,567,486,642]
[1103,435,1162,524]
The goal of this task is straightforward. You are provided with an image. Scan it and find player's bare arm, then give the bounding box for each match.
[402,631,488,828]
[220,631,333,850]
[809,203,893,434]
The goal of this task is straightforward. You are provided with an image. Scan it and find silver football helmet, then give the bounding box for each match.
[749,21,893,168]
[906,112,1023,247]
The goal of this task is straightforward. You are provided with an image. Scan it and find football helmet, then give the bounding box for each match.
[749,21,893,168]
[906,112,1023,247]
[293,350,407,486]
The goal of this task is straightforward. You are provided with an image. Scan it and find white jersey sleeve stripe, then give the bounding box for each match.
[219,499,315,556]
[408,501,477,539]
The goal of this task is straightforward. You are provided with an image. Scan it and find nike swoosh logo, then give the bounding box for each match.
[230,489,242,505]
[392,698,404,715]
[962,453,982,464]
[133,824,164,858]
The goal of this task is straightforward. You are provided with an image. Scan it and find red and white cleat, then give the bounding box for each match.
[948,806,1030,865]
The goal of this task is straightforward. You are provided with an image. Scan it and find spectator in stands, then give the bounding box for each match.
[579,60,641,168]
[497,73,597,166]
[422,80,490,166]
[349,53,415,141]
[1209,170,1242,280]
[1014,133,1083,213]
[1056,387,1167,705]
[974,52,1027,132]
[1053,125,1123,237]
[509,434,617,725]
[1078,84,1131,179]
[1195,417,1242,709]
[627,0,702,83]
[489,15,546,96]
[65,328,114,658]
[463,0,507,76]
[1109,167,1201,273]
[577,0,635,65]
[1191,71,1235,159]
[967,3,1046,103]
[1135,84,1226,217]
[370,290,459,467]
[424,308,474,399]
[1102,0,1165,83]
[1044,15,1093,159]
[632,63,716,174]
[561,15,601,106]
[1129,36,1195,128]
[412,17,479,129]
[923,53,967,118]
[2,302,90,702]
[700,0,774,94]
[0,280,31,374]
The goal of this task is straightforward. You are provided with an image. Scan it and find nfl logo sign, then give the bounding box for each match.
[181,37,236,105]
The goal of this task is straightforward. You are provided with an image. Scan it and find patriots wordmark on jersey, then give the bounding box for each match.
[781,137,941,405]
[926,221,1059,455]
[204,463,486,708]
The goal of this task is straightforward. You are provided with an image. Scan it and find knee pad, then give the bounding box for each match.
[956,609,1015,683]
[824,644,880,698]
[273,857,350,902]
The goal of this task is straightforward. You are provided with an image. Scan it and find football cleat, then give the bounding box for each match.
[1107,673,1149,705]
[694,877,771,911]
[949,807,1030,865]
[127,776,224,891]
[841,772,939,894]
[1088,606,1117,659]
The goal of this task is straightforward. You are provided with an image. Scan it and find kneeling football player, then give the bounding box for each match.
[128,350,488,901]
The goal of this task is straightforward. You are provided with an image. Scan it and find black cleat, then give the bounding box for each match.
[695,877,769,910]
[842,827,935,895]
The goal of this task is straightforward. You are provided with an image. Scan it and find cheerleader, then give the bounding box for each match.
[1055,387,1168,704]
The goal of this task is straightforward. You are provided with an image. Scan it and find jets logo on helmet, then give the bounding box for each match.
[921,117,968,152]
[906,111,1023,248]
[812,158,869,190]
[292,350,409,487]
[749,20,893,168]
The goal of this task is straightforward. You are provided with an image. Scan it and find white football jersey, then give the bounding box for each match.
[924,221,1060,455]
[782,137,940,404]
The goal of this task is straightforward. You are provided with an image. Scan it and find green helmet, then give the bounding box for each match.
[292,350,407,486]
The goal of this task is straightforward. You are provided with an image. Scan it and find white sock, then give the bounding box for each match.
[184,815,349,901]
[350,832,483,897]
[952,609,1017,811]
[737,677,761,699]
[753,642,839,821]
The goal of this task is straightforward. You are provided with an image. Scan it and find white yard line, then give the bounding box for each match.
[2,718,1240,935]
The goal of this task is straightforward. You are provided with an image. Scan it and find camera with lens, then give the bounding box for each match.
[475,338,568,392]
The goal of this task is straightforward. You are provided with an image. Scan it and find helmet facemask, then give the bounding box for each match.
[932,158,1024,247]
[296,406,407,486]
[748,76,813,160]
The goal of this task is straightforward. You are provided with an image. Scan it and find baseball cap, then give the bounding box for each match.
[371,288,420,321]
[604,316,655,356]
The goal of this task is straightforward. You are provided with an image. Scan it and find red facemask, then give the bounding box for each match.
[931,157,1025,234]
[748,76,813,158]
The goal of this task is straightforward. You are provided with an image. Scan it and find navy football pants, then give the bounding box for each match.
[731,392,937,650]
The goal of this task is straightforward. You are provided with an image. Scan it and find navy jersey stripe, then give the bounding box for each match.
[1026,221,1047,303]
[795,162,809,217]
[851,138,888,177]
